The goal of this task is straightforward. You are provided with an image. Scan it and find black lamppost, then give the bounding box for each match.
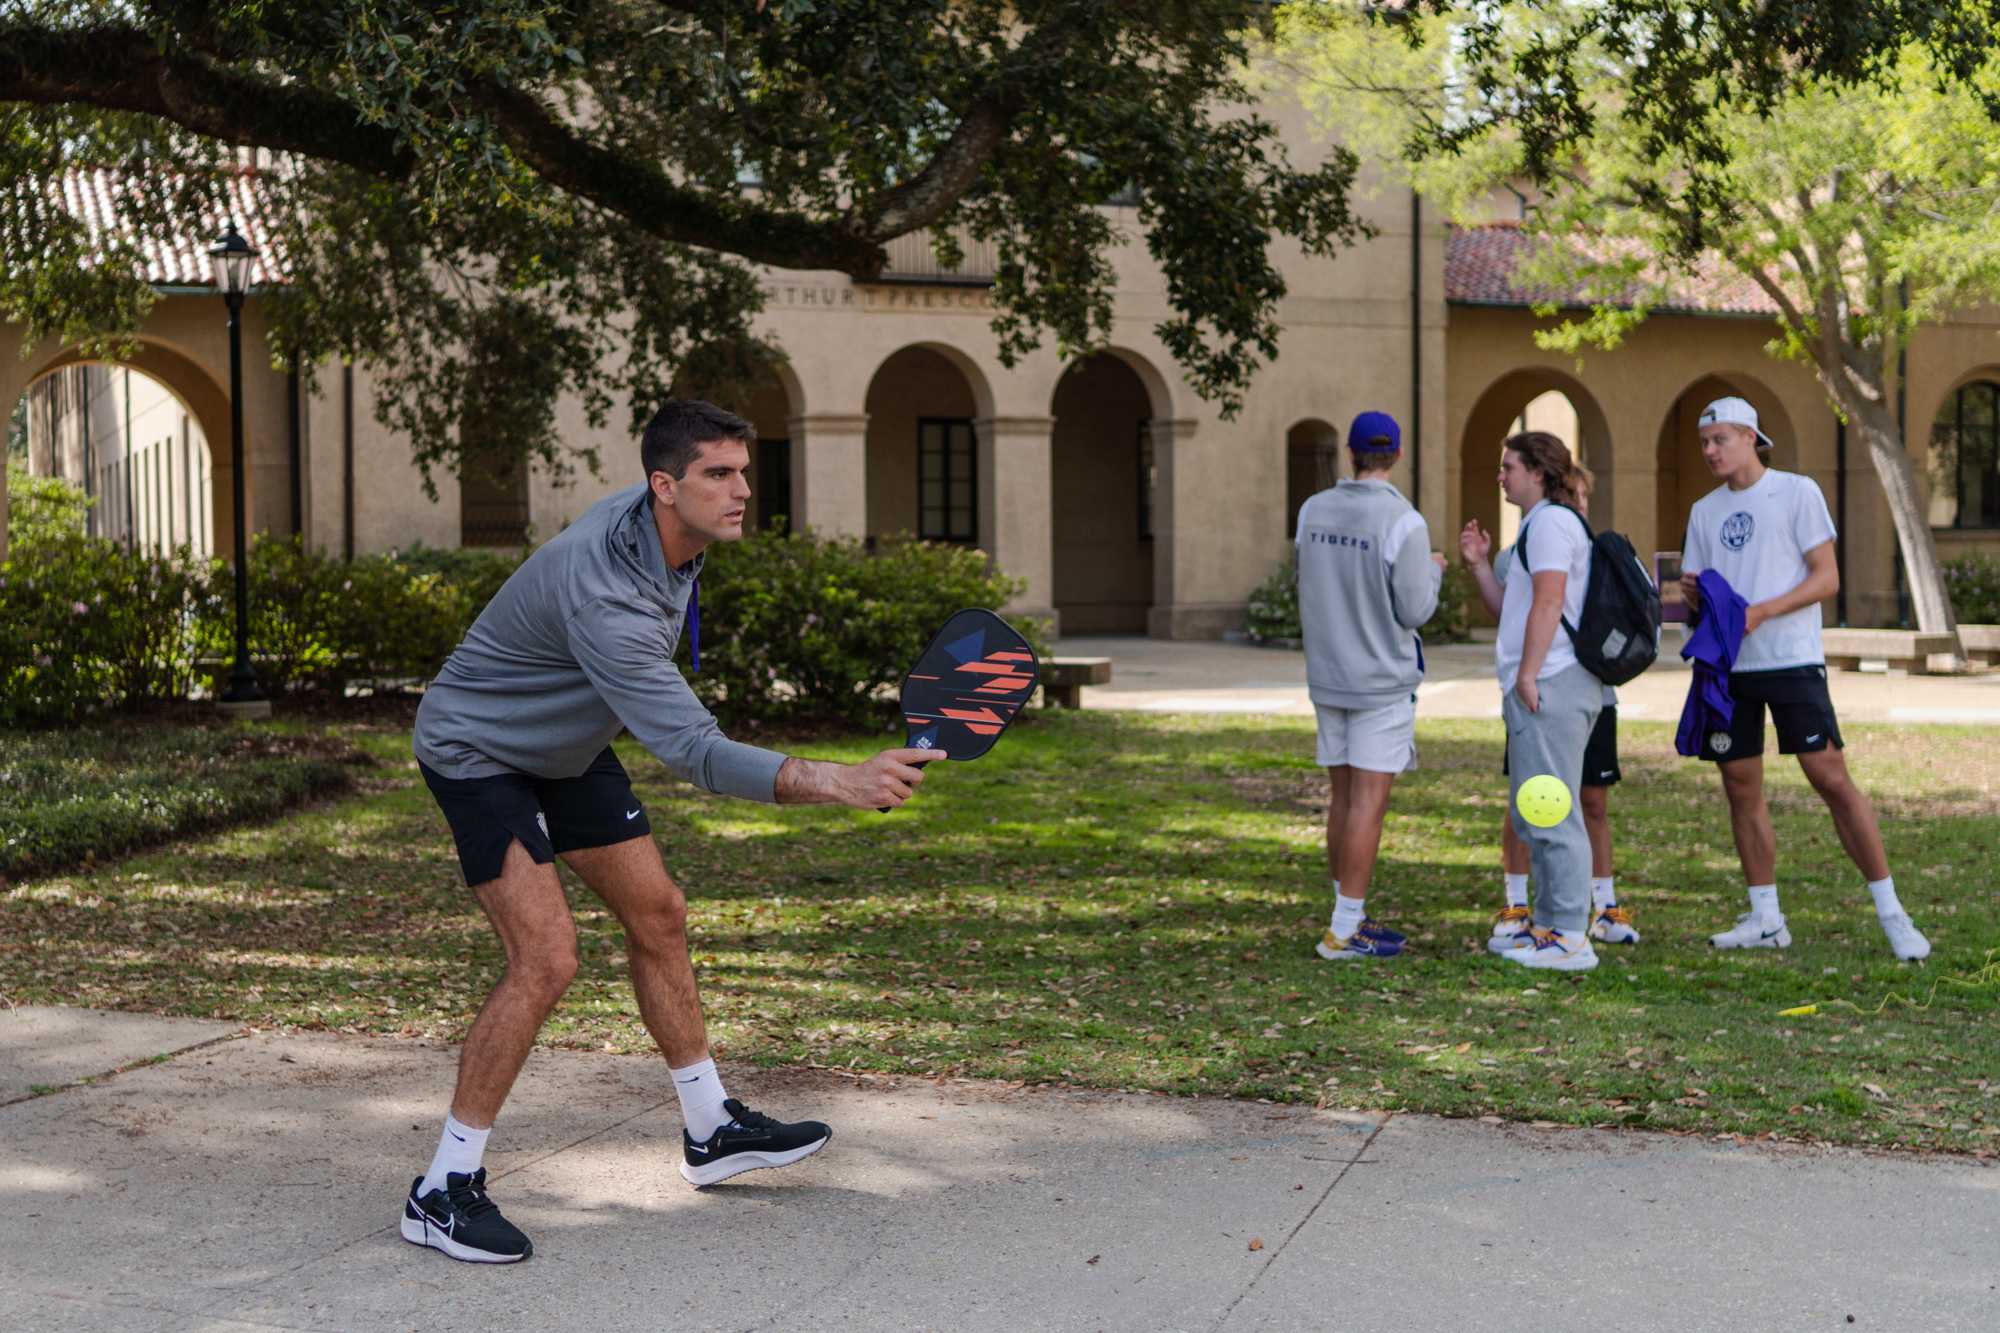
[210,224,269,718]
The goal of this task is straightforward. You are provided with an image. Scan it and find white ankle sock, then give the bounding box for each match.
[1504,874,1529,909]
[1748,884,1782,927]
[1331,895,1365,941]
[671,1057,732,1141]
[419,1112,489,1198]
[1592,877,1617,911]
[1558,930,1589,950]
[1868,877,1902,918]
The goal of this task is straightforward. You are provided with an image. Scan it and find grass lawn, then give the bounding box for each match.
[2,711,1996,1152]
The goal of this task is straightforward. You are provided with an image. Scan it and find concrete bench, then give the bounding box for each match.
[1039,656,1112,708]
[1958,624,2000,666]
[1821,628,1960,674]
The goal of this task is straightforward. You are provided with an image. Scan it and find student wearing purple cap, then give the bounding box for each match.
[1678,397,1929,960]
[1295,409,1443,961]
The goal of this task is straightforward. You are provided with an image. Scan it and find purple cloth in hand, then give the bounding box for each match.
[1676,570,1747,757]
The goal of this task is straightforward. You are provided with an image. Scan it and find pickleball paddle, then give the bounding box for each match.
[880,609,1040,809]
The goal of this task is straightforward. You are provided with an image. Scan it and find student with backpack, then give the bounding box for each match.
[1462,467,1640,950]
[1474,432,1605,971]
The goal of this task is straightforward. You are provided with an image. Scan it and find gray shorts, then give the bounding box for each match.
[1314,695,1418,773]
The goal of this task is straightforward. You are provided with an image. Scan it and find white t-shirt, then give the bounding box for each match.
[1683,469,1837,673]
[1495,500,1591,693]
[1494,545,1615,706]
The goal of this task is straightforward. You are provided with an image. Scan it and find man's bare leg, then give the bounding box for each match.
[452,839,579,1127]
[1795,747,1891,881]
[1325,765,1350,883]
[1718,755,1777,886]
[1336,769,1395,901]
[564,834,836,1178]
[561,835,707,1066]
[1580,785,1612,881]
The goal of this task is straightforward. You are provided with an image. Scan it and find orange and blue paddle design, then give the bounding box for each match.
[897,608,1040,761]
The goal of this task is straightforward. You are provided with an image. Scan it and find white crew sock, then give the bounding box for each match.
[419,1112,489,1198]
[1592,877,1618,911]
[1747,884,1782,928]
[671,1057,732,1141]
[1330,894,1365,942]
[1558,930,1589,951]
[1504,873,1529,909]
[1867,877,1903,918]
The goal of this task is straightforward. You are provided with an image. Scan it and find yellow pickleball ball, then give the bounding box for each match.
[1516,774,1573,828]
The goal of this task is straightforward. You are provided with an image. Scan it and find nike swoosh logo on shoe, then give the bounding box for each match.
[688,1143,711,1155]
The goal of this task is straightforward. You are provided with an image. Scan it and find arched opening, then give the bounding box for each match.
[863,345,985,545]
[1285,418,1343,537]
[1051,353,1155,632]
[1655,373,1798,550]
[671,358,802,534]
[11,362,217,557]
[1458,370,1612,586]
[1927,374,2000,531]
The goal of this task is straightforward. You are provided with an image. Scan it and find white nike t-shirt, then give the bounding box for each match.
[1493,546,1616,706]
[1495,500,1591,693]
[1683,468,1837,673]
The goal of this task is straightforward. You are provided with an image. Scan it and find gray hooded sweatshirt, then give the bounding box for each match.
[413,482,787,801]
[1295,477,1441,709]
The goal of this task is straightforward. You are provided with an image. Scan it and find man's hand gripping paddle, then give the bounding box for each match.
[881,608,1041,811]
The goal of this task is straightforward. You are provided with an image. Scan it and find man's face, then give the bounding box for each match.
[1700,422,1761,476]
[657,437,752,541]
[1497,449,1538,508]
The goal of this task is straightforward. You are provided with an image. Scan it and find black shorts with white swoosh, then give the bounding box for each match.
[1699,666,1843,763]
[420,745,652,886]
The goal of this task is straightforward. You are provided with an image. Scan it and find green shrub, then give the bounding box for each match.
[0,722,358,879]
[391,542,526,621]
[194,536,485,698]
[1244,551,1301,640]
[689,525,1046,728]
[0,528,214,725]
[1241,551,1475,645]
[3,464,92,547]
[1944,552,2000,624]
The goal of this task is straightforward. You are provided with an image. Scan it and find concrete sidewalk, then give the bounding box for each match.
[4,1009,1994,1331]
[1054,632,2000,725]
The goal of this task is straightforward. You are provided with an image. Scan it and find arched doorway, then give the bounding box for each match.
[1286,418,1343,536]
[1051,353,1156,633]
[12,362,218,558]
[1459,369,1612,563]
[863,345,986,545]
[1655,373,1797,550]
[672,358,802,534]
[1925,372,2000,531]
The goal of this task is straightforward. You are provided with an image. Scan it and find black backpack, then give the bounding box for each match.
[1519,504,1662,686]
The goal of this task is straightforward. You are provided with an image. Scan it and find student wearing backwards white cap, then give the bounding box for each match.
[1678,397,1929,961]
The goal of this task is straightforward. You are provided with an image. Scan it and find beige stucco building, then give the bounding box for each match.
[9,107,2000,634]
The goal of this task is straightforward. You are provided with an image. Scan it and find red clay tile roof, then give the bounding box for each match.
[39,165,288,289]
[1446,222,1778,318]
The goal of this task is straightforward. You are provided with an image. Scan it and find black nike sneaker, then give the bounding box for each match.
[401,1169,533,1263]
[680,1098,833,1186]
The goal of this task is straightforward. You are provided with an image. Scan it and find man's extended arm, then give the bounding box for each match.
[775,751,943,809]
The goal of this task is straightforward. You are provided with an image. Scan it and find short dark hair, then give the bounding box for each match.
[641,399,755,480]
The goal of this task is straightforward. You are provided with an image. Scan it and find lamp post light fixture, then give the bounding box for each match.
[209,223,270,719]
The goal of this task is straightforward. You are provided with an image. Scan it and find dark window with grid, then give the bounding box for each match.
[1935,380,2000,529]
[918,418,976,542]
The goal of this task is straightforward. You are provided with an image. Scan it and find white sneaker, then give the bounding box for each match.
[1505,928,1599,972]
[1488,905,1533,955]
[1710,912,1791,950]
[1588,906,1640,944]
[1879,911,1930,961]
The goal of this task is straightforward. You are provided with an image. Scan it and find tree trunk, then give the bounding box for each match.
[0,459,9,563]
[1844,399,1957,635]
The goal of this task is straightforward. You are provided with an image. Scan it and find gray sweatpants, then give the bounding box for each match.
[1503,663,1603,935]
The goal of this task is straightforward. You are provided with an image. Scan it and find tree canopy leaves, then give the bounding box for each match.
[0,1,1366,489]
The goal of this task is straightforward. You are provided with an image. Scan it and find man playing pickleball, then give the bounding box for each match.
[403,399,941,1264]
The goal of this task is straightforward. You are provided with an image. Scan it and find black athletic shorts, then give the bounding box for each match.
[1698,666,1843,763]
[419,746,652,887]
[1502,706,1621,787]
